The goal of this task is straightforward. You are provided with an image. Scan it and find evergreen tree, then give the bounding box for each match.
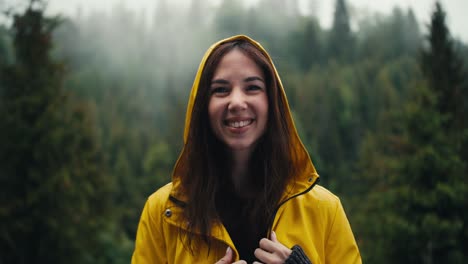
[0,3,114,263]
[356,82,467,263]
[403,9,421,55]
[421,2,466,131]
[356,8,420,61]
[420,4,468,257]
[386,7,421,57]
[328,0,354,62]
[0,25,13,66]
[213,0,245,37]
[355,2,468,262]
[289,17,323,71]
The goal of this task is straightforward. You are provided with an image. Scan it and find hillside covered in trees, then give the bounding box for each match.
[1,0,467,263]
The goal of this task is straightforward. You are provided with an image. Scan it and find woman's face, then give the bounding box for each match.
[208,49,269,154]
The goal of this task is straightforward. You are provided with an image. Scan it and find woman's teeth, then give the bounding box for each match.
[228,120,252,128]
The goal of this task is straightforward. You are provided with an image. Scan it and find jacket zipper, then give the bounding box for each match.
[169,177,320,240]
[169,195,186,207]
[267,177,320,238]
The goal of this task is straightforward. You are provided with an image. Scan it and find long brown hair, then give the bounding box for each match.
[174,39,299,251]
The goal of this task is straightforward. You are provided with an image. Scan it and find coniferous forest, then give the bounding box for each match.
[1,0,467,263]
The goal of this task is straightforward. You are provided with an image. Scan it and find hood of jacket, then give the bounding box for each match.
[170,35,319,202]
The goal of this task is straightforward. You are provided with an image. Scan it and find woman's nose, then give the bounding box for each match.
[228,88,247,112]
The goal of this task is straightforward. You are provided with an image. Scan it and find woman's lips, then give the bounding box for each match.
[224,118,254,133]
[225,119,253,128]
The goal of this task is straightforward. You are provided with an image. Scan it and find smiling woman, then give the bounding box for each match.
[132,35,362,264]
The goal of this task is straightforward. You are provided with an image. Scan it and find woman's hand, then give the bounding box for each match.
[253,231,292,264]
[215,247,247,264]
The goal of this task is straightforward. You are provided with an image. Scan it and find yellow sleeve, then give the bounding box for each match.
[132,199,167,264]
[325,199,362,264]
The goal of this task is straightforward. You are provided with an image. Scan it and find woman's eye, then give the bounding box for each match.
[211,87,228,94]
[247,85,262,91]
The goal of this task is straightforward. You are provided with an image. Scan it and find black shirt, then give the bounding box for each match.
[216,187,266,263]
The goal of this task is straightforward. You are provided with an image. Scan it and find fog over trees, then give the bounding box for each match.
[1,0,467,262]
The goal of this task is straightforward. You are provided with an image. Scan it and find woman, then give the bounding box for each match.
[132,35,361,263]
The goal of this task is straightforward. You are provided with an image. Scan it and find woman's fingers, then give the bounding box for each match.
[215,247,247,264]
[215,247,233,264]
[271,230,278,243]
[259,238,277,253]
[216,233,290,264]
[254,232,292,264]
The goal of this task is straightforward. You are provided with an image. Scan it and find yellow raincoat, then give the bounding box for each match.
[132,35,361,264]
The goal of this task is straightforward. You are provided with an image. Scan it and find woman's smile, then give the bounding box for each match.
[225,119,253,128]
[224,118,255,135]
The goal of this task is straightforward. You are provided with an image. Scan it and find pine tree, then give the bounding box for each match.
[419,4,468,259]
[421,2,466,130]
[355,2,468,263]
[328,0,354,62]
[403,9,421,55]
[0,3,113,263]
[0,25,13,66]
[214,0,245,37]
[289,17,322,71]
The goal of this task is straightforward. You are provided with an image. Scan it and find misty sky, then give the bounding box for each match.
[31,0,468,43]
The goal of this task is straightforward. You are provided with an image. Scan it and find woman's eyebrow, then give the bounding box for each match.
[211,79,229,85]
[244,76,264,83]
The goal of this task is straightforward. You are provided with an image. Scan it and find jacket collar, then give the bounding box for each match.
[164,175,320,256]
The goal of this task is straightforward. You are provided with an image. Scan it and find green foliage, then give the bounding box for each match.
[0,5,118,263]
[354,2,468,263]
[214,0,245,37]
[0,25,14,66]
[328,0,354,62]
[356,7,421,60]
[287,17,324,71]
[284,56,419,192]
[421,2,466,130]
[1,0,467,262]
[355,82,468,263]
